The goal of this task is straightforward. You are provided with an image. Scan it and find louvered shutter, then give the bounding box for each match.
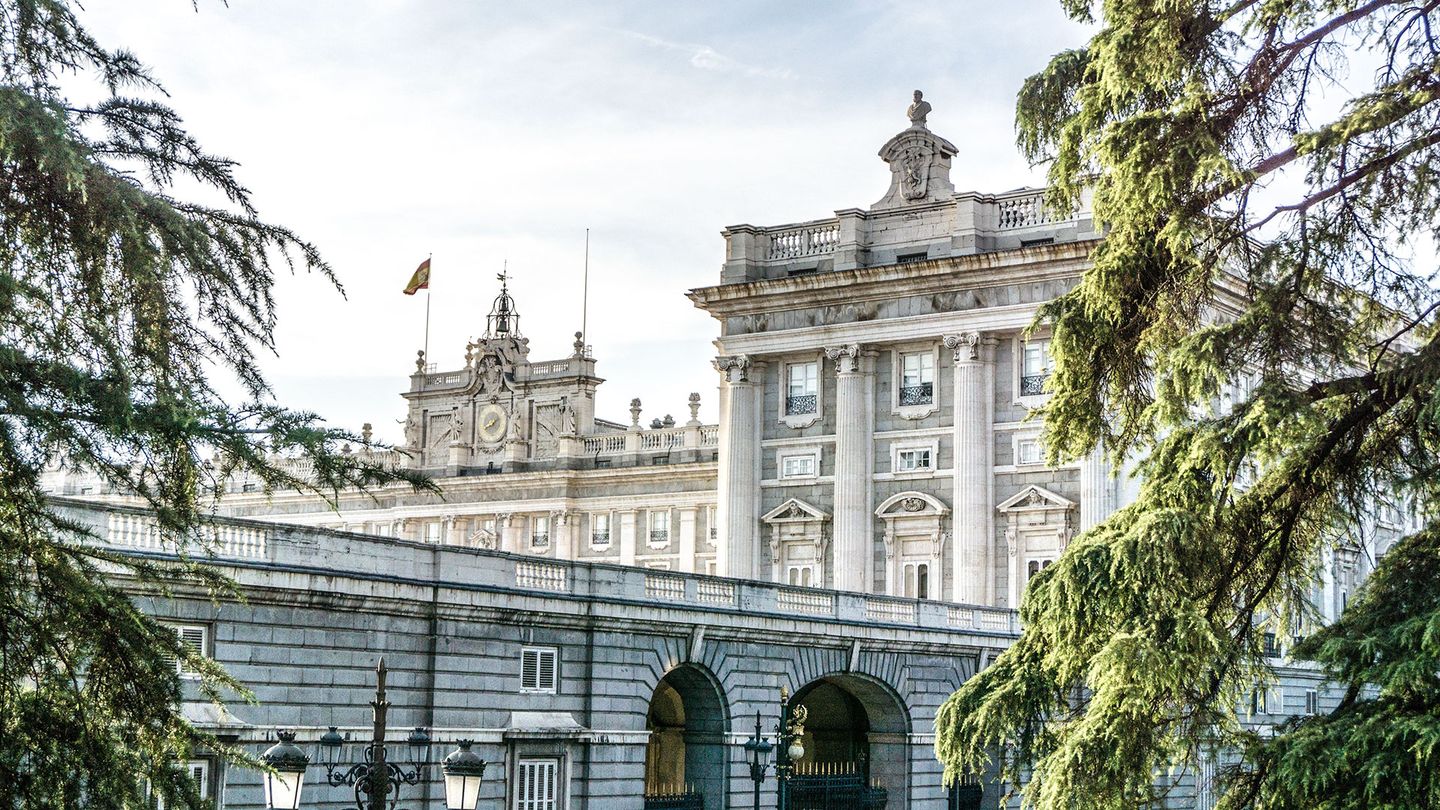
[521,649,539,690]
[177,626,207,675]
[537,650,556,692]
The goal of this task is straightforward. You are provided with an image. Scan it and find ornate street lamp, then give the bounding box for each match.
[775,686,808,810]
[441,740,488,810]
[260,730,309,810]
[261,659,483,810]
[742,712,773,810]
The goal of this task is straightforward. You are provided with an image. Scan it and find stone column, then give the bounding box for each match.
[944,332,998,605]
[497,513,518,553]
[553,511,573,560]
[826,344,875,593]
[1080,447,1116,531]
[714,355,763,580]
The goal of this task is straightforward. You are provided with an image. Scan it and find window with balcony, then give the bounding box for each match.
[425,521,442,544]
[785,362,818,416]
[1021,339,1052,397]
[590,513,610,547]
[706,506,717,543]
[648,510,669,544]
[899,352,934,405]
[531,516,549,548]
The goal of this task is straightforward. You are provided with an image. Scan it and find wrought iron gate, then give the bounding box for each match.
[643,785,704,810]
[784,762,888,810]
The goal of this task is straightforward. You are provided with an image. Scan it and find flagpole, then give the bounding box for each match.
[423,253,432,367]
[581,229,590,349]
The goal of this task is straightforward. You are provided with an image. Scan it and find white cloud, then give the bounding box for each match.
[618,29,797,80]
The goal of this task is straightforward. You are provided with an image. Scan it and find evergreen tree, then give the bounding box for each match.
[0,2,429,808]
[934,1,1440,808]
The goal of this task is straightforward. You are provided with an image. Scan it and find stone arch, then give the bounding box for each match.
[790,672,912,806]
[644,663,730,807]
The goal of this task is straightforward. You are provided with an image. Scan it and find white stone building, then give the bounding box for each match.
[46,95,1405,622]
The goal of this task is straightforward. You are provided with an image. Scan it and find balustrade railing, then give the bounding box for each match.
[515,560,567,592]
[1019,373,1049,396]
[864,597,916,624]
[580,425,719,457]
[644,574,686,600]
[785,394,818,416]
[778,588,834,615]
[898,383,933,406]
[106,512,267,558]
[766,221,840,260]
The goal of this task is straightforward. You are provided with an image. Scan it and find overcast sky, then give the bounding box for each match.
[83,1,1092,443]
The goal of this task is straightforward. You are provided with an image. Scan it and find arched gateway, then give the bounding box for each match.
[644,665,729,809]
[786,673,910,809]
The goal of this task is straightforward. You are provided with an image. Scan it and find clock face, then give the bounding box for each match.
[477,404,508,444]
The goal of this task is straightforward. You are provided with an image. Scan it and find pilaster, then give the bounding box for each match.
[677,507,698,573]
[826,344,876,593]
[618,509,638,567]
[944,331,998,605]
[1079,447,1116,531]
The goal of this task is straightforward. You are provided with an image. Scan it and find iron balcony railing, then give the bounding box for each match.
[649,530,670,543]
[531,533,550,547]
[643,790,703,810]
[786,394,818,415]
[590,532,611,545]
[899,383,933,406]
[1019,373,1049,396]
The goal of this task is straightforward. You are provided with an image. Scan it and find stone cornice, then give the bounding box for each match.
[688,240,1099,319]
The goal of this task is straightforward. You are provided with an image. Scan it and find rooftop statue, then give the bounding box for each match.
[907,89,931,128]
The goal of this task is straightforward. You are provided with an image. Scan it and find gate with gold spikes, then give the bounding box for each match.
[785,761,888,809]
[643,783,704,810]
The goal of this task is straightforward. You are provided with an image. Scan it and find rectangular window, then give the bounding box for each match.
[520,647,558,693]
[591,513,610,545]
[707,506,717,542]
[785,362,818,415]
[895,448,933,472]
[648,510,669,543]
[781,454,816,478]
[902,562,930,599]
[515,758,559,810]
[1025,558,1054,586]
[786,565,815,587]
[531,516,549,547]
[1016,437,1043,466]
[1305,689,1318,715]
[1263,632,1283,659]
[426,521,442,543]
[1021,339,1052,396]
[1251,688,1267,716]
[160,624,208,678]
[899,352,934,406]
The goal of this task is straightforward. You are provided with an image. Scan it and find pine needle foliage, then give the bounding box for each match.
[934,1,1440,807]
[0,2,432,808]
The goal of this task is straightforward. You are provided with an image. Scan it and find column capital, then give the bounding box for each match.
[712,354,754,383]
[824,343,862,374]
[943,332,997,363]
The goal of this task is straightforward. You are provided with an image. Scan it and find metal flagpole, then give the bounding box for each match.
[581,229,590,347]
[423,253,432,367]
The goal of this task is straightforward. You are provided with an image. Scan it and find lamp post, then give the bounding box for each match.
[261,658,486,810]
[774,686,807,810]
[742,711,773,809]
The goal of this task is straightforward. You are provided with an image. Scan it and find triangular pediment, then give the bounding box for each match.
[762,498,829,523]
[996,485,1075,513]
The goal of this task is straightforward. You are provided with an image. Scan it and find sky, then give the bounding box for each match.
[81,1,1093,443]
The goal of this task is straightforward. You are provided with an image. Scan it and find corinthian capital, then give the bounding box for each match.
[823,343,862,374]
[712,354,752,382]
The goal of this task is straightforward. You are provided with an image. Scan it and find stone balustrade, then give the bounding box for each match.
[57,497,1020,637]
[580,424,720,457]
[720,186,1096,283]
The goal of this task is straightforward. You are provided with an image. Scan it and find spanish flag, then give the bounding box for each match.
[402,257,431,295]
